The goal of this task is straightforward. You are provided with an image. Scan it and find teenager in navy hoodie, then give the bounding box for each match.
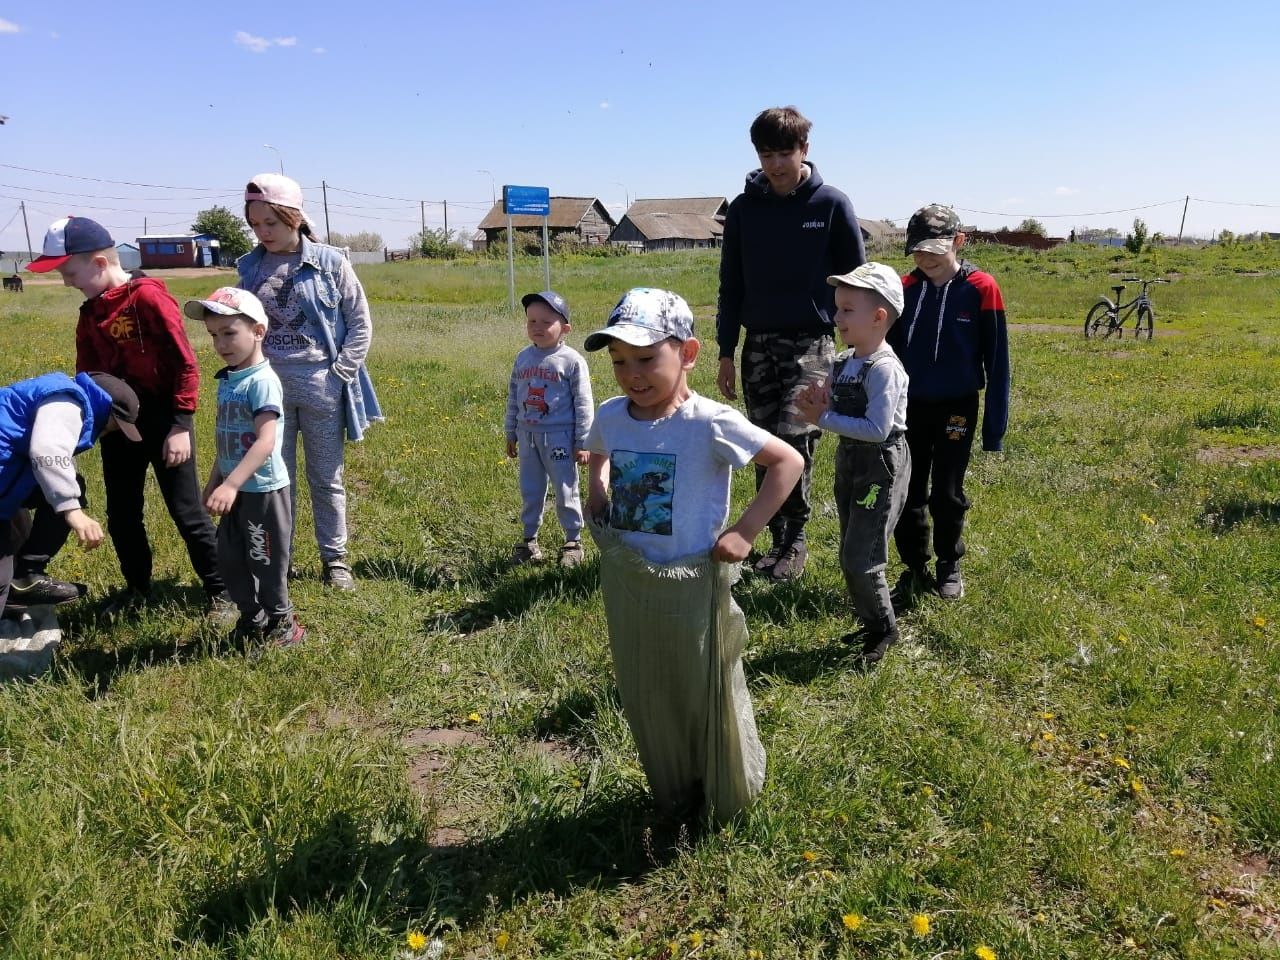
[715,106,865,581]
[887,204,1010,603]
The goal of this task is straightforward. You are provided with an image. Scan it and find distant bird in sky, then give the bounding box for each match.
[0,115,8,125]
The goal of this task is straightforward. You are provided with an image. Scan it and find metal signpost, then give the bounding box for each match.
[502,185,551,311]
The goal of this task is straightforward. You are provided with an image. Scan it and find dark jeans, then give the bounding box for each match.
[835,436,910,625]
[894,393,979,570]
[218,487,293,622]
[12,477,85,579]
[99,405,223,596]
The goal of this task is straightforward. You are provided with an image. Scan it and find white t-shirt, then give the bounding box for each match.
[586,392,771,564]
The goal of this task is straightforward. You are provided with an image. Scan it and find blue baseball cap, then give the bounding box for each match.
[521,290,571,323]
[27,216,115,273]
[584,287,695,351]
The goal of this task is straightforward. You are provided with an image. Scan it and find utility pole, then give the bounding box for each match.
[1177,194,1190,242]
[420,200,426,237]
[20,200,32,263]
[442,200,448,237]
[322,180,332,244]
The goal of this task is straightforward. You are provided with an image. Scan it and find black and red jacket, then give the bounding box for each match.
[889,261,1010,452]
[75,277,200,428]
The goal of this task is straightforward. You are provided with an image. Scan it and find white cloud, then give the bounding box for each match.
[312,46,326,54]
[599,101,610,110]
[234,30,271,52]
[0,18,22,33]
[1055,185,1079,196]
[234,31,299,53]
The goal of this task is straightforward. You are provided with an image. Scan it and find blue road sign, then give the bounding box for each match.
[503,185,551,216]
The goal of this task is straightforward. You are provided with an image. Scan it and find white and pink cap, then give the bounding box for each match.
[245,173,304,210]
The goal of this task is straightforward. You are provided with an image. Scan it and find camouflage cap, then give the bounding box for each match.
[905,203,962,255]
[584,288,694,351]
[827,262,904,318]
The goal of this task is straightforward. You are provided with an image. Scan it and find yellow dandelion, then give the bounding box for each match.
[466,712,482,724]
[1041,731,1055,742]
[1169,848,1187,857]
[747,952,763,960]
[570,778,582,788]
[687,931,703,948]
[841,913,864,932]
[495,930,510,951]
[1253,616,1267,628]
[922,785,934,796]
[1130,778,1145,794]
[1040,711,1055,721]
[1124,724,1136,733]
[1112,756,1131,769]
[1117,633,1130,645]
[819,869,837,881]
[667,941,680,955]
[1140,513,1156,525]
[1209,897,1229,909]
[802,850,819,862]
[1034,912,1047,923]
[406,930,427,951]
[1098,731,1109,740]
[975,947,997,960]
[911,913,931,936]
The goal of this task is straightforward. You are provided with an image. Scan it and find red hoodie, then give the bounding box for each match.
[75,277,200,426]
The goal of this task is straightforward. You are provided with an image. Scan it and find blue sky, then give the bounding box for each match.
[2,0,1278,257]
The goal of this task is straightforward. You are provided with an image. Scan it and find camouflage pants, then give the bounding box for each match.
[741,331,836,533]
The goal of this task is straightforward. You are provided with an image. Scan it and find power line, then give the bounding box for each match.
[950,198,1185,220]
[0,181,242,203]
[1191,197,1280,209]
[0,161,247,192]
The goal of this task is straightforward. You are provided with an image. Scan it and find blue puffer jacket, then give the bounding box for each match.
[0,372,107,519]
[238,237,383,442]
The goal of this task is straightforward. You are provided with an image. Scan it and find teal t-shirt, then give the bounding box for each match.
[214,360,288,493]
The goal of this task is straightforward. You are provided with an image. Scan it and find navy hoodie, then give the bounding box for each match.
[716,162,865,359]
[887,260,1010,452]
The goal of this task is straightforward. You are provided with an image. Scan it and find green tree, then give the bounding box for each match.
[1124,217,1148,255]
[411,227,460,260]
[191,206,252,260]
[1016,218,1047,236]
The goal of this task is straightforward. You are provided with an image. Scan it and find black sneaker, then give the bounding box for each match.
[322,561,356,592]
[8,573,83,606]
[768,539,808,582]
[98,588,148,620]
[510,539,543,566]
[855,623,899,670]
[232,611,268,643]
[935,560,964,600]
[891,567,931,614]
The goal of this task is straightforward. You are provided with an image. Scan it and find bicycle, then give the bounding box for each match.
[1084,277,1168,340]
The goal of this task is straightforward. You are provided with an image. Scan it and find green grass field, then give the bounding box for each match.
[0,241,1277,959]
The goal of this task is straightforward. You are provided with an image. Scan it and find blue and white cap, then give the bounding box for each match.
[584,287,694,351]
[27,216,115,273]
[520,289,571,323]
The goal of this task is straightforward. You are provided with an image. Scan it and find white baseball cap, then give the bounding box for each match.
[827,262,905,318]
[184,287,270,327]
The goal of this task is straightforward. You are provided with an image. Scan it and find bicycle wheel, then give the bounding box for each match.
[1084,300,1115,339]
[1136,305,1155,340]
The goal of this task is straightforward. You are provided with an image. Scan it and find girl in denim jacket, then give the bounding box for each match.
[238,173,382,591]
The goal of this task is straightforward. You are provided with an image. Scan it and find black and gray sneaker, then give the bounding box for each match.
[935,560,964,600]
[558,540,585,568]
[205,590,239,624]
[8,573,83,606]
[265,613,306,648]
[510,539,543,566]
[322,561,356,592]
[768,539,808,582]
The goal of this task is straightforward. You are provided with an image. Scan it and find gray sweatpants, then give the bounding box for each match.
[833,435,911,627]
[517,428,583,541]
[276,364,348,563]
[218,487,293,621]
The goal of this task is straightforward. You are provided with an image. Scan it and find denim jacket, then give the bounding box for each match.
[238,237,383,441]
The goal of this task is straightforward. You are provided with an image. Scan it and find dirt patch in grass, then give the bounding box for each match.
[402,726,488,846]
[1013,323,1183,338]
[1196,445,1280,464]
